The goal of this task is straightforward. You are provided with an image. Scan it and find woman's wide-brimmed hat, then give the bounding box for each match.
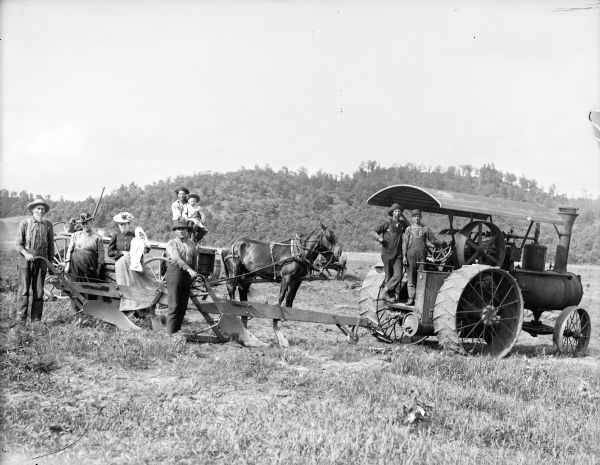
[113,212,134,223]
[27,197,51,212]
[387,203,403,216]
[187,193,200,202]
[75,212,94,223]
[172,220,192,230]
[174,186,190,195]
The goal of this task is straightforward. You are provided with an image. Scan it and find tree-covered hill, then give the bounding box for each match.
[2,162,599,263]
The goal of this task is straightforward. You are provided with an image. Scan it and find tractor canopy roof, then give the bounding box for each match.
[367,184,563,224]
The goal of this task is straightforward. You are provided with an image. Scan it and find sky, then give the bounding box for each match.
[1,0,599,201]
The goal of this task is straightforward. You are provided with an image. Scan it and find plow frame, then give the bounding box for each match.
[37,256,376,347]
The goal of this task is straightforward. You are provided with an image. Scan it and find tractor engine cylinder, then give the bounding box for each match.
[554,207,578,273]
[513,270,583,311]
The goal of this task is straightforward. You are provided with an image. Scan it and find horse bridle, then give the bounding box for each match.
[296,229,336,263]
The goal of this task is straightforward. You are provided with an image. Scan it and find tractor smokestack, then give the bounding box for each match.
[554,207,578,273]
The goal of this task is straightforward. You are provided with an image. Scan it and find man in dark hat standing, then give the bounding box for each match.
[165,220,199,334]
[171,187,190,221]
[15,197,55,322]
[402,209,441,306]
[370,203,409,302]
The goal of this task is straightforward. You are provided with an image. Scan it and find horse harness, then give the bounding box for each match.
[227,230,331,279]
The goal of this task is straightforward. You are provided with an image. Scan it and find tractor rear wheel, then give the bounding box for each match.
[553,306,591,356]
[433,265,523,358]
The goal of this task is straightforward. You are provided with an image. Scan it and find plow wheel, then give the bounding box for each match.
[433,265,523,358]
[455,221,506,267]
[553,306,591,356]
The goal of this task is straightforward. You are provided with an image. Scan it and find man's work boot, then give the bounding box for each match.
[406,285,416,306]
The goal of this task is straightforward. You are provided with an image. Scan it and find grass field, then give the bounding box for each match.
[1,248,599,464]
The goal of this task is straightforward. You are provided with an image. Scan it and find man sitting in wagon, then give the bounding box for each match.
[171,186,189,221]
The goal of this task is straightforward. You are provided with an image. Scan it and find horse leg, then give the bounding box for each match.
[277,276,291,306]
[284,279,302,308]
[222,255,237,300]
[272,277,292,348]
[238,281,250,301]
[238,280,251,328]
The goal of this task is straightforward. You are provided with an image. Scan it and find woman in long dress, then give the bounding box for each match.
[108,212,157,311]
[64,213,105,304]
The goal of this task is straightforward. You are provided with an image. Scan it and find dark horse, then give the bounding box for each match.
[221,224,341,308]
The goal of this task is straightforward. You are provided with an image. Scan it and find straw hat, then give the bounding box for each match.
[27,197,51,212]
[174,186,190,195]
[113,212,134,223]
[411,209,422,217]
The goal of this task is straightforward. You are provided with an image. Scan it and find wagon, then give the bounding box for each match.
[359,184,592,357]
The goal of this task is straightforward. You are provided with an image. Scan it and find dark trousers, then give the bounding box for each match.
[166,265,192,334]
[406,250,425,300]
[17,255,47,322]
[382,255,403,295]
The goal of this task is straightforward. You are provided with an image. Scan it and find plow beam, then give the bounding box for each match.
[193,300,374,344]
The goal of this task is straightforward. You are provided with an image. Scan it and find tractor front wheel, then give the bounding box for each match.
[553,306,591,356]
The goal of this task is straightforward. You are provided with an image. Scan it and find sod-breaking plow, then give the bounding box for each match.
[39,255,376,347]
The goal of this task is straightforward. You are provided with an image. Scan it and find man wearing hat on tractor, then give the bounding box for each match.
[15,197,55,322]
[171,187,189,221]
[165,220,199,334]
[370,203,409,302]
[402,209,442,306]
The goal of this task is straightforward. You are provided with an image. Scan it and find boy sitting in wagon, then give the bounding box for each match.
[182,193,208,243]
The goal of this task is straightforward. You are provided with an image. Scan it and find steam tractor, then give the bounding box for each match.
[360,184,592,357]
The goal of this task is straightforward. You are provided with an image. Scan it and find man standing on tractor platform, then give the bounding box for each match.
[371,203,409,303]
[165,220,199,334]
[403,209,441,306]
[171,186,189,221]
[15,197,55,323]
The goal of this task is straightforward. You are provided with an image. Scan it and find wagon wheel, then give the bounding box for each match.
[433,265,523,358]
[44,234,71,300]
[455,221,506,267]
[553,306,591,356]
[143,257,168,283]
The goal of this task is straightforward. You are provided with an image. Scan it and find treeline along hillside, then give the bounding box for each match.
[2,162,599,264]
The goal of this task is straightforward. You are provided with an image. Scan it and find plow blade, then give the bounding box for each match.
[83,301,142,331]
[217,314,268,347]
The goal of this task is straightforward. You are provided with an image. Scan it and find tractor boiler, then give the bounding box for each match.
[513,269,583,311]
